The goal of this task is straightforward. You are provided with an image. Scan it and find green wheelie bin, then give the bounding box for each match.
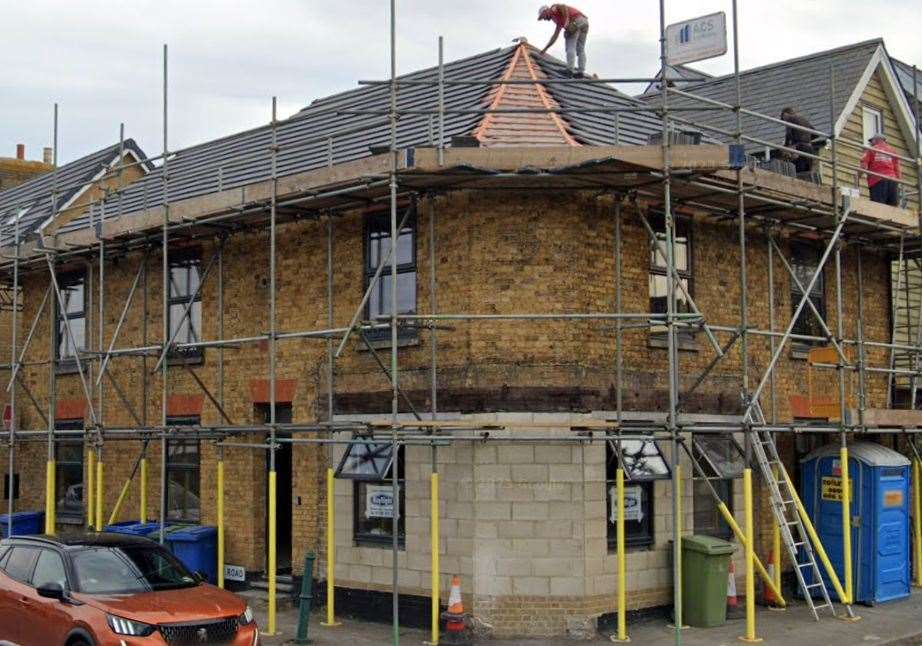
[681,534,735,627]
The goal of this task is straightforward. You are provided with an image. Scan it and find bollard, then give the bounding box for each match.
[295,552,316,645]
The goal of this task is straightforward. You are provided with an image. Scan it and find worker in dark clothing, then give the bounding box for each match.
[780,107,820,173]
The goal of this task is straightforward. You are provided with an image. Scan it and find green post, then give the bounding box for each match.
[295,552,316,644]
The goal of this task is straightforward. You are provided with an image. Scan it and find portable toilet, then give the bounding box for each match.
[800,441,911,605]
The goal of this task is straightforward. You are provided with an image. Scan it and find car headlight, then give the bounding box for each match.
[107,614,155,636]
[238,604,255,626]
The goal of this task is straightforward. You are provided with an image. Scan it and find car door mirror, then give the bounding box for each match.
[36,582,65,601]
[193,571,206,584]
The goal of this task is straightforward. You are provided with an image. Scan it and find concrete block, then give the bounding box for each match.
[477,502,511,520]
[549,464,583,483]
[510,464,548,483]
[551,576,584,596]
[512,576,550,596]
[498,445,535,464]
[512,501,550,521]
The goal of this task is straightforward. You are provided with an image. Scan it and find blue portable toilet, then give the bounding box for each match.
[800,442,911,605]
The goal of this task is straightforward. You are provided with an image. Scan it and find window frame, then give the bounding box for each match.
[165,416,201,523]
[862,106,883,143]
[362,211,417,342]
[648,213,694,339]
[54,270,87,368]
[690,434,741,540]
[30,548,69,590]
[167,250,203,362]
[789,242,826,348]
[2,546,40,584]
[54,419,86,524]
[606,441,655,549]
[351,444,406,548]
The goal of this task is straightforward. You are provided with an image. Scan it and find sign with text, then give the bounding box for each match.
[224,564,246,582]
[821,476,853,502]
[366,484,400,519]
[609,485,644,523]
[665,12,727,66]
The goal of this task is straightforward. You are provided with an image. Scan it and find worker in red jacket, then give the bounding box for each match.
[538,4,589,77]
[861,133,902,206]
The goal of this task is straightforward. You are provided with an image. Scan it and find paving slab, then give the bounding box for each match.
[251,590,922,645]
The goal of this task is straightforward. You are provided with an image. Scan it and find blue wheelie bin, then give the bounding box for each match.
[103,521,163,537]
[149,525,218,583]
[0,511,44,538]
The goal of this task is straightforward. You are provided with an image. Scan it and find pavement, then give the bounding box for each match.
[250,590,922,645]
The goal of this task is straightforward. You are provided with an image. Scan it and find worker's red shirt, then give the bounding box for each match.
[861,141,901,187]
[548,4,585,30]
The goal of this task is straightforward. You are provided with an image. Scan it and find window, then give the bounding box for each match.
[606,438,671,549]
[3,547,38,583]
[31,550,67,589]
[168,252,202,359]
[165,417,200,523]
[649,214,693,336]
[55,272,86,362]
[691,435,744,539]
[55,420,85,523]
[790,243,826,346]
[364,212,416,341]
[862,106,883,143]
[336,440,405,547]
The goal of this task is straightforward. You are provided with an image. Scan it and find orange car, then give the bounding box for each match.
[0,533,258,645]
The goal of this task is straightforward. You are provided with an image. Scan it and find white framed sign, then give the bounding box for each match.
[224,564,246,582]
[609,485,644,523]
[366,484,400,519]
[665,12,727,66]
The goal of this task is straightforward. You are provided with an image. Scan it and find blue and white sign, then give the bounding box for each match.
[665,12,727,66]
[366,484,400,519]
[609,485,644,523]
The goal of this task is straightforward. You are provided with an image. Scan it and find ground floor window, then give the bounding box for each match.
[335,440,405,547]
[55,420,85,523]
[606,438,670,549]
[691,435,744,539]
[166,417,200,523]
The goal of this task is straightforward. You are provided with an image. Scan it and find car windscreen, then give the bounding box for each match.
[71,545,198,594]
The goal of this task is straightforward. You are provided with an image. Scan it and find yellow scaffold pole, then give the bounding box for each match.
[86,449,95,529]
[95,455,104,531]
[139,457,148,522]
[430,472,440,645]
[267,469,277,634]
[716,504,785,606]
[612,467,629,643]
[740,468,762,643]
[914,459,922,588]
[44,459,55,535]
[840,446,853,604]
[217,457,225,589]
[321,467,341,627]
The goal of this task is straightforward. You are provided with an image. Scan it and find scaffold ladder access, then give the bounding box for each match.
[747,398,846,621]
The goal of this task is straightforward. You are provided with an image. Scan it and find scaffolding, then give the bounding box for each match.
[2,1,922,645]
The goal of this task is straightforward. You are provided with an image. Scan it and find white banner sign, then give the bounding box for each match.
[224,564,246,582]
[366,484,400,519]
[665,12,727,66]
[609,485,644,524]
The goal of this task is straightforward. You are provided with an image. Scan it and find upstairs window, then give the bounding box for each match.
[790,243,826,346]
[862,106,883,143]
[168,252,202,359]
[649,215,693,336]
[364,213,416,341]
[56,272,86,362]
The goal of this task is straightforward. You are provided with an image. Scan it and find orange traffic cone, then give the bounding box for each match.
[727,560,738,610]
[763,550,777,606]
[441,575,471,645]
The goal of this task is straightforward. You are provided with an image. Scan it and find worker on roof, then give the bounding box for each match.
[861,133,902,206]
[780,107,822,174]
[538,4,589,78]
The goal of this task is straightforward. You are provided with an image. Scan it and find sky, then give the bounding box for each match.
[2,0,920,165]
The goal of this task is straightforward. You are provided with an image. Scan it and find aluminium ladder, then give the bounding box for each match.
[745,396,855,621]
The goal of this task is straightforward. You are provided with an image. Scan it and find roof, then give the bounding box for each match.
[640,64,712,96]
[54,43,661,237]
[0,140,148,247]
[800,441,910,468]
[642,39,883,148]
[0,531,157,549]
[891,57,922,107]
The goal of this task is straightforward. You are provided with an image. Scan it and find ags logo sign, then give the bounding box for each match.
[666,12,728,66]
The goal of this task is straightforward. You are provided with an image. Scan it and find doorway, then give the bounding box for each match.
[258,403,292,573]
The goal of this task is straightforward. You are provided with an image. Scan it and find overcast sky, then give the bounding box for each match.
[2,0,920,165]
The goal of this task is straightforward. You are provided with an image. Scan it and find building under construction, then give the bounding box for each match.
[1,3,921,642]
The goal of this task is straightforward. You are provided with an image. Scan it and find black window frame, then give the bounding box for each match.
[54,270,87,370]
[165,416,201,523]
[606,439,663,550]
[789,242,826,349]
[690,434,744,540]
[54,419,86,524]
[648,214,694,339]
[167,250,203,362]
[347,443,406,548]
[362,211,417,343]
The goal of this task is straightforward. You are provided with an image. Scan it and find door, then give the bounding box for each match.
[22,549,73,645]
[0,546,39,644]
[260,404,293,572]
